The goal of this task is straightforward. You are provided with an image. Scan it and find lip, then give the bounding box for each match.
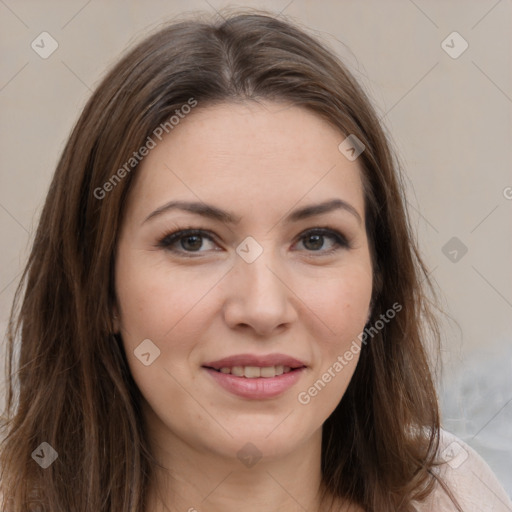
[202,353,307,370]
[203,366,306,399]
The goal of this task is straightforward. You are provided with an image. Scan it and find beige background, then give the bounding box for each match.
[1,0,511,494]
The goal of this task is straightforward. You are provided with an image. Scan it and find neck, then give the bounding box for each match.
[143,406,331,512]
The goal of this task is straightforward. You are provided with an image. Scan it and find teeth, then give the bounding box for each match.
[216,365,292,378]
[231,366,244,377]
[244,366,261,378]
[260,366,275,378]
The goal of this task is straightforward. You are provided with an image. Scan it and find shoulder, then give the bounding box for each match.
[414,429,512,512]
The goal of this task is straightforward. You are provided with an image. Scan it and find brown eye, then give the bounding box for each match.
[157,229,218,254]
[157,227,350,257]
[295,228,350,254]
[302,233,325,251]
[179,234,204,251]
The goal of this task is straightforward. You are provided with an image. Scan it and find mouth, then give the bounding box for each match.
[202,353,307,372]
[201,353,308,399]
[203,364,304,378]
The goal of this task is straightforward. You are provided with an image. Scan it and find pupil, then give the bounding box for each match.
[183,235,202,251]
[180,234,325,252]
[305,234,323,250]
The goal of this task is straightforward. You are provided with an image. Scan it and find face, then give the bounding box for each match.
[114,101,373,463]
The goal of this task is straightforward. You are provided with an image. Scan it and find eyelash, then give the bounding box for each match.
[155,226,351,257]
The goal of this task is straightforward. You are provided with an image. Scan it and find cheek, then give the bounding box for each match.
[306,266,372,384]
[306,265,373,342]
[115,247,219,343]
[301,266,372,399]
[116,266,169,342]
[114,250,202,407]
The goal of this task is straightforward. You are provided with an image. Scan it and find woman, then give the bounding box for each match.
[1,10,510,512]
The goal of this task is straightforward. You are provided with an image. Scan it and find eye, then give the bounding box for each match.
[293,228,350,255]
[156,226,351,257]
[157,229,217,255]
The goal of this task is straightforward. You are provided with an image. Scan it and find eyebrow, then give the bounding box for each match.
[142,198,362,226]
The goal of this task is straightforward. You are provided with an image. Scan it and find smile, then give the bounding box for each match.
[207,365,295,378]
[202,366,306,399]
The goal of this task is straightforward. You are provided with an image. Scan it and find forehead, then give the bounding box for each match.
[126,101,365,224]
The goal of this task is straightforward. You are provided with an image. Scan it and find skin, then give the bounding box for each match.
[114,101,372,512]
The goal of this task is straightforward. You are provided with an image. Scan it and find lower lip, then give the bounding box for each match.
[203,367,306,399]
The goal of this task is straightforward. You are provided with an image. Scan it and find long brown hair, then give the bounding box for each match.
[1,9,459,511]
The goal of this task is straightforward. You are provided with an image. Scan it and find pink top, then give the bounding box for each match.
[414,429,512,511]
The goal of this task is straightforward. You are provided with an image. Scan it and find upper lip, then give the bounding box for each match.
[202,353,307,370]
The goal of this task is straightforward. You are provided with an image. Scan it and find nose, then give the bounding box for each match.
[222,247,298,337]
